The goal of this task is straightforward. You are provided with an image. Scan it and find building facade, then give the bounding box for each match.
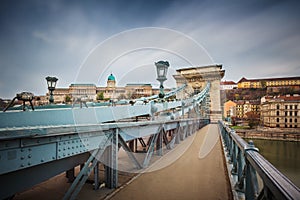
[261,95,300,128]
[223,100,236,119]
[231,100,260,119]
[237,76,300,89]
[48,73,165,103]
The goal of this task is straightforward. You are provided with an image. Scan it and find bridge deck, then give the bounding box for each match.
[13,124,232,200]
[108,124,232,200]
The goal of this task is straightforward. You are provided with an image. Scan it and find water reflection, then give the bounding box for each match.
[249,139,300,188]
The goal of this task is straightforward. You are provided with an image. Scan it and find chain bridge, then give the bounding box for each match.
[0,65,299,200]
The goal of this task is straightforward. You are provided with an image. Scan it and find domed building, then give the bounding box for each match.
[50,73,167,103]
[96,73,157,100]
[107,73,116,88]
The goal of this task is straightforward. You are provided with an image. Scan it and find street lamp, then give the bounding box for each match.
[46,76,58,103]
[155,61,169,99]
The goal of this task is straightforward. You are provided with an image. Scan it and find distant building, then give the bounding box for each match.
[223,100,236,119]
[237,76,300,89]
[52,88,69,103]
[221,81,237,90]
[46,73,169,103]
[235,100,260,118]
[69,84,97,100]
[124,83,153,99]
[261,94,300,128]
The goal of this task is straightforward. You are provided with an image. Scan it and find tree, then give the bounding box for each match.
[65,95,72,103]
[96,92,104,101]
[245,111,260,128]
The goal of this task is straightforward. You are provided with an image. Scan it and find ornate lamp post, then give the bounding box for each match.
[45,76,58,103]
[155,61,169,99]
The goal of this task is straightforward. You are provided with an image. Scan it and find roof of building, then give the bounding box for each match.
[237,76,300,83]
[108,73,116,81]
[221,81,236,85]
[69,83,96,87]
[125,83,152,87]
[234,100,260,105]
[264,94,300,102]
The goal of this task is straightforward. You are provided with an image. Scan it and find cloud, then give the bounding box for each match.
[1,0,300,98]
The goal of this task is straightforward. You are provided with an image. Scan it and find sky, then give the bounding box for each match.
[0,0,300,98]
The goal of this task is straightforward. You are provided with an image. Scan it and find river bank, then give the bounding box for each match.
[234,128,300,142]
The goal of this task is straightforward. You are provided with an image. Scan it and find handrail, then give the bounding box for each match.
[218,121,300,200]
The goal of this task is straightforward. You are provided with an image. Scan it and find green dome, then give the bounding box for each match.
[108,73,115,81]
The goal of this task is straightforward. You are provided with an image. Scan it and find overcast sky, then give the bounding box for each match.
[0,0,300,98]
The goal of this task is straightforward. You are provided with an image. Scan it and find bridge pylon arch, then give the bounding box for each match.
[173,64,225,123]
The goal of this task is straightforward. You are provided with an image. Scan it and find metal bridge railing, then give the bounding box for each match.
[218,121,300,200]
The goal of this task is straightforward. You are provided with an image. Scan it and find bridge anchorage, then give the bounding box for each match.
[0,72,213,200]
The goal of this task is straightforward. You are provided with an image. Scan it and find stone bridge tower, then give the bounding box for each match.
[173,65,225,123]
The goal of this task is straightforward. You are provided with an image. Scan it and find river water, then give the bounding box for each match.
[249,139,300,188]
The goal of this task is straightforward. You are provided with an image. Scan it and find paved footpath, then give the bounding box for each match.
[108,124,233,200]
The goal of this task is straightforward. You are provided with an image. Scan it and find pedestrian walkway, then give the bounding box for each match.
[108,124,233,200]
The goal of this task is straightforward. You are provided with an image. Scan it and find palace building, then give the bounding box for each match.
[49,73,166,104]
[237,76,300,89]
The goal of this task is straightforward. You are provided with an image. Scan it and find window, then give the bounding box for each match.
[290,118,292,122]
[295,111,298,116]
[290,105,293,109]
[285,105,288,109]
[277,118,280,122]
[295,105,298,110]
[290,111,293,116]
[277,111,280,116]
[285,111,288,116]
[277,104,280,109]
[295,118,298,123]
[290,125,293,128]
[276,124,280,128]
[285,118,287,122]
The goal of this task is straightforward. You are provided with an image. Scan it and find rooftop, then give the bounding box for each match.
[221,81,236,85]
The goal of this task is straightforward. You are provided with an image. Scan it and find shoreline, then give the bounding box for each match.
[235,129,300,142]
